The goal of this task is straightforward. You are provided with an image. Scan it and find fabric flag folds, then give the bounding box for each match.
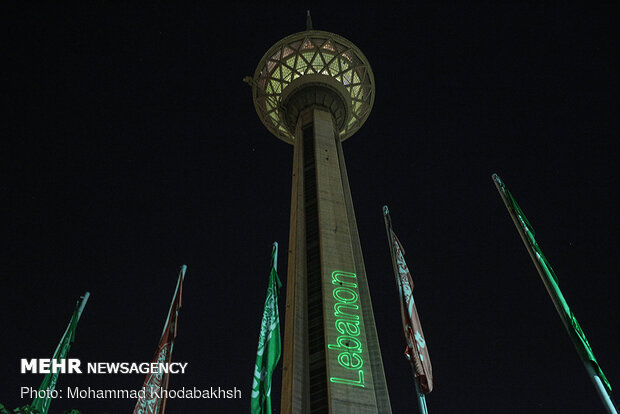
[250,242,282,414]
[383,206,433,395]
[492,174,611,393]
[133,265,186,414]
[32,292,90,414]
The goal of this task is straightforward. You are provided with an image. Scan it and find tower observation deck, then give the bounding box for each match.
[248,15,392,413]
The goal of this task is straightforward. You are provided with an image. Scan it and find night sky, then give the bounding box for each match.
[3,3,619,413]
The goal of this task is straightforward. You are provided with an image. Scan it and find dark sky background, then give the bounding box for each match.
[3,3,619,413]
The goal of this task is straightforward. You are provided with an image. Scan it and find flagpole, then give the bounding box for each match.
[273,242,278,272]
[161,266,186,338]
[412,369,429,414]
[76,292,90,319]
[492,174,617,414]
[584,362,618,414]
[159,265,186,414]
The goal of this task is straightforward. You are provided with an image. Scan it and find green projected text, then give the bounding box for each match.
[328,271,365,388]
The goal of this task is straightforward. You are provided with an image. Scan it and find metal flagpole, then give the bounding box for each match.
[584,362,618,414]
[76,292,90,319]
[273,242,278,272]
[492,174,617,414]
[160,266,186,414]
[412,365,429,414]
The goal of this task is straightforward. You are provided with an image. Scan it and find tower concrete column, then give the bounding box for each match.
[249,24,391,413]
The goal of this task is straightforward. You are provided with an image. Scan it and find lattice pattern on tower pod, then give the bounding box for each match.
[252,31,375,143]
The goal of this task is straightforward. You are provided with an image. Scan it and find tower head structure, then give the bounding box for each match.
[248,14,391,413]
[249,24,375,144]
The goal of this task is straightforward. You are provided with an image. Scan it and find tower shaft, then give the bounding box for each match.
[282,106,391,413]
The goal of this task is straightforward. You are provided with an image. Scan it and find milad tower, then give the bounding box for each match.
[247,13,392,413]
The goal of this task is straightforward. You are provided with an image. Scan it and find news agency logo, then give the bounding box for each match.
[20,359,189,374]
[21,359,82,374]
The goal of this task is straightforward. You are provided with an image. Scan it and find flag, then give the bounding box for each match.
[32,292,90,414]
[383,206,433,394]
[250,243,282,413]
[492,173,611,393]
[133,265,186,414]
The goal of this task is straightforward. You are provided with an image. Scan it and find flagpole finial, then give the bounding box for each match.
[383,205,389,216]
[77,292,90,317]
[491,173,506,195]
[272,242,279,273]
[491,173,502,186]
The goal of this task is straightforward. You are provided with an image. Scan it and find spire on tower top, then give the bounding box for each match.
[306,10,313,30]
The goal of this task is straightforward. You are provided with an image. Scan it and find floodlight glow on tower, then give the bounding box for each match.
[248,13,392,413]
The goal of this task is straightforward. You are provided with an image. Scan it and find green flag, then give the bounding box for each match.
[250,243,282,414]
[492,174,611,393]
[32,293,90,414]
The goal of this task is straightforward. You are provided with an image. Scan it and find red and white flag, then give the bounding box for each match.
[133,265,186,414]
[384,206,433,394]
